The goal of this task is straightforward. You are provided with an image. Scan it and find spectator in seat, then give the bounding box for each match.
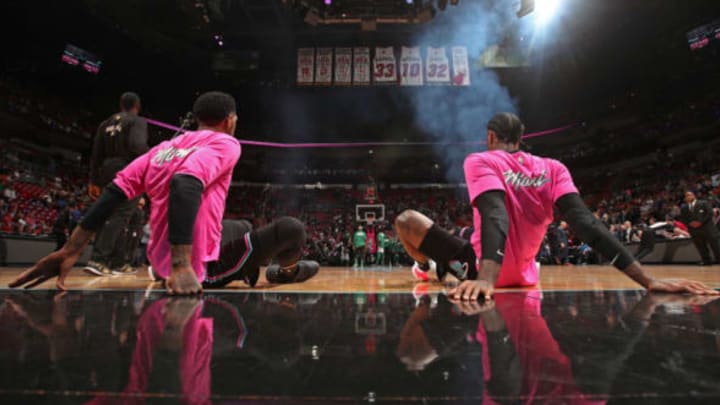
[16,213,27,234]
[3,185,17,201]
[1,215,13,233]
[25,215,37,234]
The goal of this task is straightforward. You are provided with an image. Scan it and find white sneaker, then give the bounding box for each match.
[412,260,436,282]
[147,266,163,281]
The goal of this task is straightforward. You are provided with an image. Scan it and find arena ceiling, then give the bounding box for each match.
[1,0,719,171]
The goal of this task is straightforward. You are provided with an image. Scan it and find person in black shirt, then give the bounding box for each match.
[679,191,720,265]
[85,92,149,276]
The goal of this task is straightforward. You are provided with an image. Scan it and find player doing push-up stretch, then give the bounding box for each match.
[10,92,319,295]
[395,113,718,300]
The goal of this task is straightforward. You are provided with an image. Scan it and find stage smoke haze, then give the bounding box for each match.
[405,0,520,182]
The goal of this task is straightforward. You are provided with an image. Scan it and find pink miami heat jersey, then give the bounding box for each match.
[114,130,241,281]
[464,150,578,287]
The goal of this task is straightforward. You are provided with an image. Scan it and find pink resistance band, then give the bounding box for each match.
[145,118,577,148]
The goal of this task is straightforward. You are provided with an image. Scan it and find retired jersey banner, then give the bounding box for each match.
[425,47,450,84]
[299,45,471,87]
[399,46,423,86]
[353,47,371,85]
[315,48,333,85]
[297,48,314,85]
[373,47,397,84]
[334,47,352,85]
[451,46,471,86]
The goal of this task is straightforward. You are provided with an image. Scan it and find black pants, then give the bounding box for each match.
[689,225,720,264]
[353,245,366,265]
[53,231,66,252]
[635,247,654,262]
[553,246,569,265]
[91,197,139,268]
[421,226,478,279]
[124,228,142,267]
[203,217,306,288]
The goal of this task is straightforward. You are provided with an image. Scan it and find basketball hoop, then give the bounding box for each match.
[356,203,385,224]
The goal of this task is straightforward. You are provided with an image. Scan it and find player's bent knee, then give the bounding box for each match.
[395,209,418,229]
[395,209,425,235]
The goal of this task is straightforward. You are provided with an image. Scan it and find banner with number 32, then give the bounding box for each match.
[425,47,450,85]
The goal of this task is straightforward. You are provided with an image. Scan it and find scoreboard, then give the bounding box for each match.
[687,18,720,51]
[61,44,102,75]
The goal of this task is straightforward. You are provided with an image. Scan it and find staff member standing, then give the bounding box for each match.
[679,191,720,265]
[86,92,149,276]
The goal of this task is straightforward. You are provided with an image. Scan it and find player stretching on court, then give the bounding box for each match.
[395,113,718,300]
[10,92,319,295]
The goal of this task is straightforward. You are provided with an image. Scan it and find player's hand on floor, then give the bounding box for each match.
[8,250,80,290]
[647,278,719,295]
[448,280,494,301]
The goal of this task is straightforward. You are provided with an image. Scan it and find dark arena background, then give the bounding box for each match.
[1,0,720,403]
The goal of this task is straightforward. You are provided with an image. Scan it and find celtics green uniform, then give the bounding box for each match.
[353,230,367,248]
[353,229,367,267]
[376,232,388,265]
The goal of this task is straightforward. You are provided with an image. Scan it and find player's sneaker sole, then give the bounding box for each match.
[412,260,436,282]
[112,264,137,276]
[266,260,320,284]
[147,266,164,282]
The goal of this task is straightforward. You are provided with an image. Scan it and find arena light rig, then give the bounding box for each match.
[517,0,563,27]
[535,0,561,27]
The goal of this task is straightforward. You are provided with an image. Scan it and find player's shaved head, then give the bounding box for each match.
[193,91,237,126]
[120,92,141,112]
[487,112,524,144]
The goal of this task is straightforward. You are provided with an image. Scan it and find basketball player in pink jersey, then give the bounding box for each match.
[10,92,319,295]
[396,113,718,300]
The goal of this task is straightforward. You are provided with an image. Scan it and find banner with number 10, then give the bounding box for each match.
[400,46,423,86]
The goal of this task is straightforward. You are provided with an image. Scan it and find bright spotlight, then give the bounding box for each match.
[535,0,561,26]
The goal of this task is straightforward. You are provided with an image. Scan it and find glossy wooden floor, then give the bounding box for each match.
[0,264,719,293]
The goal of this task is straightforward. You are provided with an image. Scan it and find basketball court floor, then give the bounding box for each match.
[0,265,718,403]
